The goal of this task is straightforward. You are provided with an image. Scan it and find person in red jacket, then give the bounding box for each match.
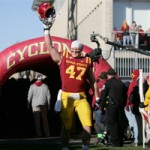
[113,27,122,50]
[125,69,139,146]
[138,25,145,38]
[120,19,130,46]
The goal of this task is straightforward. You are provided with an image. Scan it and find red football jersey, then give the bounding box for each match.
[59,50,93,92]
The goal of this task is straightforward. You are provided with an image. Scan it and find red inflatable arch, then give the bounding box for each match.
[0,36,111,87]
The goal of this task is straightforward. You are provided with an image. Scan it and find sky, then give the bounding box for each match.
[0,0,44,51]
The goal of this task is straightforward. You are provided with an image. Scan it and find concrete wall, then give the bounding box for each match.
[51,0,114,66]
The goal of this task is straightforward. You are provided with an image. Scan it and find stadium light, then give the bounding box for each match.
[32,0,55,11]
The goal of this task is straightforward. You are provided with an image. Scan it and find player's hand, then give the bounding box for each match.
[43,15,55,30]
[43,23,51,31]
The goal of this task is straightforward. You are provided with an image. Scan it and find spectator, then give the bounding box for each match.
[138,25,146,49]
[120,19,130,46]
[138,25,145,38]
[42,20,99,150]
[100,68,125,147]
[27,74,51,138]
[129,21,138,48]
[113,27,122,50]
[138,25,145,40]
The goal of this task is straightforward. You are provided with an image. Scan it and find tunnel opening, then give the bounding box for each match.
[0,66,62,138]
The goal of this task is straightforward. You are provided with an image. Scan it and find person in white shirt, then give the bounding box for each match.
[27,74,51,138]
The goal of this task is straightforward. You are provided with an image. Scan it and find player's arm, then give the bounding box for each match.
[44,31,61,64]
[87,69,99,98]
[37,2,61,63]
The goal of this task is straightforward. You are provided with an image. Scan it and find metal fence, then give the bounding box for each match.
[114,50,150,80]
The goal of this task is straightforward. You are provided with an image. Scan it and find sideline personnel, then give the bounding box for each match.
[100,68,125,147]
[92,71,107,143]
[27,74,51,138]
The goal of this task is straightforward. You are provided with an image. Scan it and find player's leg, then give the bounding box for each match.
[60,92,74,149]
[75,98,92,149]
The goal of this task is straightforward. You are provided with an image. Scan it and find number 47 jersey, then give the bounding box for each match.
[59,50,93,93]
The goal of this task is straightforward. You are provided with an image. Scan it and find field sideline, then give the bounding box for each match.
[0,135,149,150]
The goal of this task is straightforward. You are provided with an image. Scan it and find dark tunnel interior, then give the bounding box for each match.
[0,64,63,138]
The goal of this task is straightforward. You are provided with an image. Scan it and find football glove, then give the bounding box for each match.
[42,16,55,30]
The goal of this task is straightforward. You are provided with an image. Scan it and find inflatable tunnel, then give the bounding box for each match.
[0,36,111,87]
[0,36,112,138]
